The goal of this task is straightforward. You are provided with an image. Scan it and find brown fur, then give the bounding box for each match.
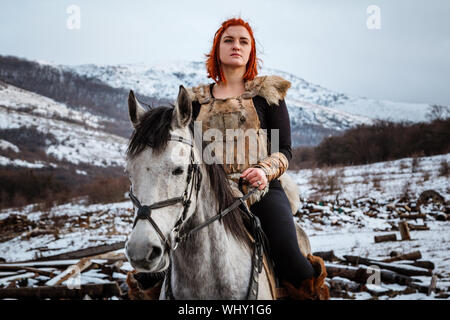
[188,75,291,106]
[126,271,162,300]
[282,254,330,300]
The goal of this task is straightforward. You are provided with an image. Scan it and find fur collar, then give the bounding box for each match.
[187,75,291,106]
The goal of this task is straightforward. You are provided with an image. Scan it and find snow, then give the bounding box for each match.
[0,155,48,168]
[61,60,434,130]
[0,139,19,152]
[0,83,128,168]
[290,153,449,202]
[0,152,448,299]
[0,82,110,129]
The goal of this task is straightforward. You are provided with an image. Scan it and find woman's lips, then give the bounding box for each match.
[231,53,241,57]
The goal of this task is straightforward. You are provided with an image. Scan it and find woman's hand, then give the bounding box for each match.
[241,167,268,191]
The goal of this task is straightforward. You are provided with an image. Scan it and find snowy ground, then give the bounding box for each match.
[0,153,448,299]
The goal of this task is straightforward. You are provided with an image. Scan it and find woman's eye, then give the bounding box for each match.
[172,167,184,175]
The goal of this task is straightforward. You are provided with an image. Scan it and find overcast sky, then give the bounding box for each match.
[1,0,449,105]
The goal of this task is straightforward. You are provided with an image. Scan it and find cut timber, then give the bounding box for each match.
[0,272,36,285]
[325,264,370,284]
[399,221,411,240]
[344,255,432,277]
[45,258,92,286]
[0,265,55,277]
[398,213,427,220]
[374,234,397,243]
[1,259,107,268]
[407,224,429,231]
[20,242,126,262]
[381,251,421,263]
[329,277,361,292]
[0,283,122,299]
[406,260,435,270]
[313,250,340,262]
[428,275,437,295]
[87,251,126,261]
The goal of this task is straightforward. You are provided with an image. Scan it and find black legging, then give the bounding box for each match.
[249,179,315,287]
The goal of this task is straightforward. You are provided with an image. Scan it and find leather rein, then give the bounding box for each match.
[128,134,267,300]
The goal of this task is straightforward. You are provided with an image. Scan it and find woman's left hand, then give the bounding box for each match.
[241,167,268,191]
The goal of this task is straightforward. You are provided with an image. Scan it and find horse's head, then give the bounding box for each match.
[124,86,200,272]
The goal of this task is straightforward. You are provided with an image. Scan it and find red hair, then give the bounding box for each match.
[205,18,260,84]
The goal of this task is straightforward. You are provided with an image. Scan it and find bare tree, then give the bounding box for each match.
[426,104,450,121]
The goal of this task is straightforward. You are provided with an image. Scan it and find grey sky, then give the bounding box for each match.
[1,0,449,105]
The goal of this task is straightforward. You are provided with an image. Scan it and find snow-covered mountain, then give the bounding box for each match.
[0,55,440,147]
[0,80,127,170]
[62,60,433,126]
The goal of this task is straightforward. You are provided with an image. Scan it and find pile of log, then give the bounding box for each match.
[314,249,448,299]
[0,242,131,300]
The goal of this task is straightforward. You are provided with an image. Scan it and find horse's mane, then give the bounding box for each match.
[127,105,251,250]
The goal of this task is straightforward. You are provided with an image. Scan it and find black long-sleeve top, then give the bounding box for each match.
[192,84,292,162]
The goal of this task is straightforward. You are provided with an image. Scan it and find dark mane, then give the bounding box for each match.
[127,105,175,157]
[127,106,251,249]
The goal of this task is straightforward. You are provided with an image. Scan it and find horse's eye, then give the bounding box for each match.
[172,167,184,175]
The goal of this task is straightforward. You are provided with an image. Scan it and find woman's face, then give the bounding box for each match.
[218,25,252,69]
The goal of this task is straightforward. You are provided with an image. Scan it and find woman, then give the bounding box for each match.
[189,18,329,300]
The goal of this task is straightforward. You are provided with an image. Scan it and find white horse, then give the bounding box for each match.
[124,86,309,299]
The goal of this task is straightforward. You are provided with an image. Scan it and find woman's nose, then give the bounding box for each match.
[232,40,241,50]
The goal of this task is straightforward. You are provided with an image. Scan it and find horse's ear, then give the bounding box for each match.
[172,85,192,129]
[128,90,147,128]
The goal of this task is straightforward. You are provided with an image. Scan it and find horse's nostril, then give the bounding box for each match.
[148,246,162,261]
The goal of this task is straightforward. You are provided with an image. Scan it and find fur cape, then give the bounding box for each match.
[187,75,291,106]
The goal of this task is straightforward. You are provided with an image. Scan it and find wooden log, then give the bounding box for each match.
[312,250,340,262]
[374,234,397,243]
[399,221,411,240]
[0,259,107,268]
[381,251,421,263]
[344,255,432,277]
[0,272,37,285]
[45,258,92,286]
[325,264,371,284]
[23,242,126,262]
[0,283,122,299]
[0,271,26,278]
[398,213,427,220]
[378,269,413,285]
[407,223,429,231]
[328,277,361,292]
[0,265,55,277]
[411,260,435,270]
[428,275,437,295]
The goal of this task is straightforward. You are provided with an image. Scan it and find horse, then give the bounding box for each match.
[124,86,310,299]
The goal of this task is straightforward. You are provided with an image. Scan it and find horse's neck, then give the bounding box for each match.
[170,176,252,299]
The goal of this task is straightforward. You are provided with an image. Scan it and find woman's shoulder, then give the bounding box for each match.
[246,75,291,107]
[186,82,213,105]
[186,74,291,106]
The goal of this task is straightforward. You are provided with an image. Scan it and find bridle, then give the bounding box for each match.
[128,134,201,252]
[128,133,270,300]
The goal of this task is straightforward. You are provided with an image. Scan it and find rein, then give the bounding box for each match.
[128,133,267,300]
